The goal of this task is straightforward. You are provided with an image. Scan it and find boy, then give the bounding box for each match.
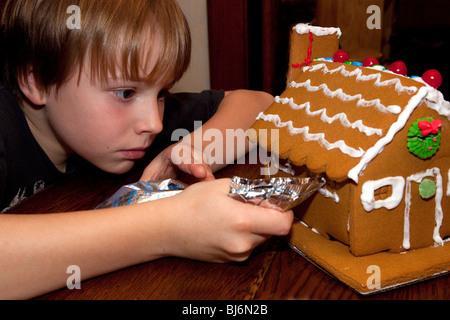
[0,0,293,299]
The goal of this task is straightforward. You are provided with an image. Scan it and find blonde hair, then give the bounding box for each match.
[1,0,191,99]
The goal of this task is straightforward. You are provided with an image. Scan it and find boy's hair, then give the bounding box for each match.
[1,0,191,100]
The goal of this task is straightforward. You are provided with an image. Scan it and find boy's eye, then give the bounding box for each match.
[114,89,136,101]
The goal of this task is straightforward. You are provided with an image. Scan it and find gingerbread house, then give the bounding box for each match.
[249,24,450,259]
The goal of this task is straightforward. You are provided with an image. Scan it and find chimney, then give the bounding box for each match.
[287,24,341,84]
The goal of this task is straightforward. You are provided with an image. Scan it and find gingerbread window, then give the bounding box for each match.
[373,185,393,201]
[361,177,405,212]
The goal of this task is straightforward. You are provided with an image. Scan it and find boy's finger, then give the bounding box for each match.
[179,163,215,181]
[231,200,294,237]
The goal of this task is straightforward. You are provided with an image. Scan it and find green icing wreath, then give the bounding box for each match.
[407,118,442,159]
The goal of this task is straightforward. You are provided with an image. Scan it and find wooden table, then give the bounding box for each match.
[6,162,450,301]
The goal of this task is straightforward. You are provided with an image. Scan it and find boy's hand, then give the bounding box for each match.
[156,178,294,263]
[140,142,215,182]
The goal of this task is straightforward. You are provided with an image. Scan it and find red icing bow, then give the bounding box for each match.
[418,119,442,136]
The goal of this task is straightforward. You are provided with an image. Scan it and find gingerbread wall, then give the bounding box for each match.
[351,103,450,256]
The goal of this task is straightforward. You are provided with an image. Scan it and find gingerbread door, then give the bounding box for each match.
[403,168,444,251]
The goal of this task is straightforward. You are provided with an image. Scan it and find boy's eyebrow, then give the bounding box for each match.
[103,76,174,90]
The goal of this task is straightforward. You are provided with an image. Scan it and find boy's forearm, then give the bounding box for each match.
[196,89,274,172]
[0,202,170,299]
[204,90,273,134]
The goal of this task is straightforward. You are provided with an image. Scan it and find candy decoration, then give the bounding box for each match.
[419,179,437,199]
[362,57,379,68]
[333,50,350,63]
[371,65,385,71]
[418,119,442,136]
[422,69,442,89]
[389,61,408,76]
[407,118,442,159]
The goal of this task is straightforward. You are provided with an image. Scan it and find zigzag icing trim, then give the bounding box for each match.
[256,112,366,158]
[304,63,419,95]
[275,96,383,137]
[288,79,403,114]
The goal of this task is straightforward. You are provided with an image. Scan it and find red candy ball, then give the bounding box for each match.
[389,61,408,76]
[422,69,442,89]
[362,57,379,67]
[333,50,350,63]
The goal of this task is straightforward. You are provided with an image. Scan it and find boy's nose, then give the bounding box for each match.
[134,99,164,135]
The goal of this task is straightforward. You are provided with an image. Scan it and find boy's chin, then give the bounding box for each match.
[97,161,136,176]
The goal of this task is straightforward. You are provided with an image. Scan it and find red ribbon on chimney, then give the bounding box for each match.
[292,30,314,69]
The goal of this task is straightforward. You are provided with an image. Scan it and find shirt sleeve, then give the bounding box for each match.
[146,89,225,158]
[0,139,6,210]
[162,90,225,133]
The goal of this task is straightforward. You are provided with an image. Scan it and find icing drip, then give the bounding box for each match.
[256,112,365,158]
[448,169,450,197]
[348,87,429,183]
[319,188,340,203]
[275,96,383,137]
[289,79,402,114]
[403,168,444,250]
[304,63,419,95]
[274,157,296,176]
[292,23,342,38]
[292,31,314,70]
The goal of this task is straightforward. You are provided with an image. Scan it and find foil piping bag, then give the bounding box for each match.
[96,176,326,211]
[229,176,326,211]
[95,179,187,209]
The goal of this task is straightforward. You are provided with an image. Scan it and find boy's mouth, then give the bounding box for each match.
[121,148,147,160]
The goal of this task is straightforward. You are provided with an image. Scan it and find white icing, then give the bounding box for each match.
[299,220,320,235]
[412,77,450,120]
[360,177,405,211]
[274,157,296,176]
[275,96,383,137]
[289,79,402,114]
[256,112,365,158]
[303,63,419,95]
[292,23,342,38]
[348,87,429,183]
[448,169,450,197]
[319,188,340,203]
[403,168,444,250]
[435,172,444,245]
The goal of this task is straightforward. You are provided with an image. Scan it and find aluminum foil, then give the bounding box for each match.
[229,176,326,211]
[95,176,326,211]
[95,179,187,209]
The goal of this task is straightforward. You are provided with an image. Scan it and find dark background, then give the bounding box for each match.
[1,0,448,99]
[208,0,450,99]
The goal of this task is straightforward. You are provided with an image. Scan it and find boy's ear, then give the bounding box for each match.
[18,70,47,106]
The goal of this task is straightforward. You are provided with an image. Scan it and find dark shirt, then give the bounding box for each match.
[0,84,224,212]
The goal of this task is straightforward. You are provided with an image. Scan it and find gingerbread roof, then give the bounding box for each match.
[250,60,450,183]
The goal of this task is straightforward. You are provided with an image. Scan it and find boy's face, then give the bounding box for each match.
[41,37,168,174]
